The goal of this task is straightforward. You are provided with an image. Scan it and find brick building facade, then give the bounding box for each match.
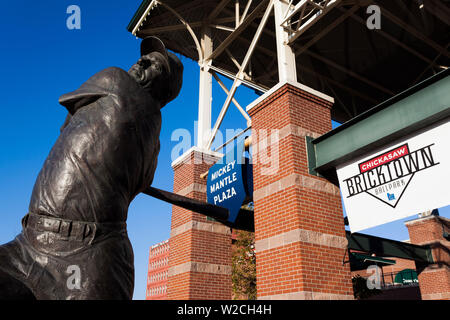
[405,216,450,300]
[146,216,450,300]
[146,240,169,300]
[144,82,449,300]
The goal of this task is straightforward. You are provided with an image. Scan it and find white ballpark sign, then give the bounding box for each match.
[337,118,450,233]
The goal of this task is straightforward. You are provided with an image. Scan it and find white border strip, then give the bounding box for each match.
[132,0,158,35]
[171,220,231,238]
[259,291,353,300]
[171,146,223,168]
[169,261,232,276]
[246,80,334,113]
[255,228,348,253]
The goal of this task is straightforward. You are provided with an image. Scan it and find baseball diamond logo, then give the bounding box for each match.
[343,143,440,208]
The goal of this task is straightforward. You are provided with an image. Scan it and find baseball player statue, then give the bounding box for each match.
[0,37,183,300]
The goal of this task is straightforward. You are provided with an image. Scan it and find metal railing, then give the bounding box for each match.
[380,269,419,289]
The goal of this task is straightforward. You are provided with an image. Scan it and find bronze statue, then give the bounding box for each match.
[0,37,183,300]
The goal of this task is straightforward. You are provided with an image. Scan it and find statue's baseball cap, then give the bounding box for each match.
[140,36,170,73]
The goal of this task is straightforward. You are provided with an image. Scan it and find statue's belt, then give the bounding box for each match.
[21,212,127,242]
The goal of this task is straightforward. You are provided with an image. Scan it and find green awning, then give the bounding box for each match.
[351,252,396,265]
[349,252,396,271]
[394,269,418,285]
[346,231,434,264]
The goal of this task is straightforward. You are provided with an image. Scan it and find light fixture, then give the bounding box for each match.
[418,0,424,9]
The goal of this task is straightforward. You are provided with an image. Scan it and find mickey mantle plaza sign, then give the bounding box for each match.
[207,141,252,224]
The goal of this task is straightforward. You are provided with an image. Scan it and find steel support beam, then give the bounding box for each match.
[140,17,236,34]
[340,7,438,68]
[206,0,269,62]
[240,0,253,24]
[284,0,341,45]
[209,0,232,20]
[295,4,359,56]
[133,0,211,28]
[211,71,252,125]
[376,2,450,59]
[206,0,274,150]
[140,21,203,34]
[274,0,297,82]
[423,0,450,27]
[209,24,235,32]
[197,27,213,149]
[412,43,450,86]
[209,64,269,93]
[155,0,204,61]
[235,0,240,28]
[304,49,394,96]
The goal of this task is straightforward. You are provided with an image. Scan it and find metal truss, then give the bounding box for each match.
[130,0,450,153]
[130,0,276,152]
[205,0,275,150]
[280,0,341,44]
[129,0,344,152]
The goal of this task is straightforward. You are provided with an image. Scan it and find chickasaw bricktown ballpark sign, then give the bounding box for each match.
[337,118,450,233]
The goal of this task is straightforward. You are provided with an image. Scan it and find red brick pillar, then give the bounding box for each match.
[405,215,450,300]
[167,148,232,299]
[247,82,353,300]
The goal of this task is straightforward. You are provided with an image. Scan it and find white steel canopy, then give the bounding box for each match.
[128,0,449,150]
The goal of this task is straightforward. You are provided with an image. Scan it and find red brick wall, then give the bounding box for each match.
[167,149,232,300]
[406,216,450,300]
[249,86,332,193]
[171,152,210,228]
[248,83,353,299]
[380,257,417,275]
[407,216,448,245]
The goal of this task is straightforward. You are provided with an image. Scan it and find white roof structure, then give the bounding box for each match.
[128,0,449,151]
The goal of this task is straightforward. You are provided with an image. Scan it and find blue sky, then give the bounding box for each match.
[0,0,448,300]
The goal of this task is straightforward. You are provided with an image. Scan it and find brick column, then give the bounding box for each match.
[167,147,232,300]
[405,215,450,300]
[247,82,353,300]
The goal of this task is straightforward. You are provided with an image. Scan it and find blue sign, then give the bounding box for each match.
[207,139,252,223]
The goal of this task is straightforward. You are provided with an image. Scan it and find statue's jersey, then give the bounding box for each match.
[29,67,161,223]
